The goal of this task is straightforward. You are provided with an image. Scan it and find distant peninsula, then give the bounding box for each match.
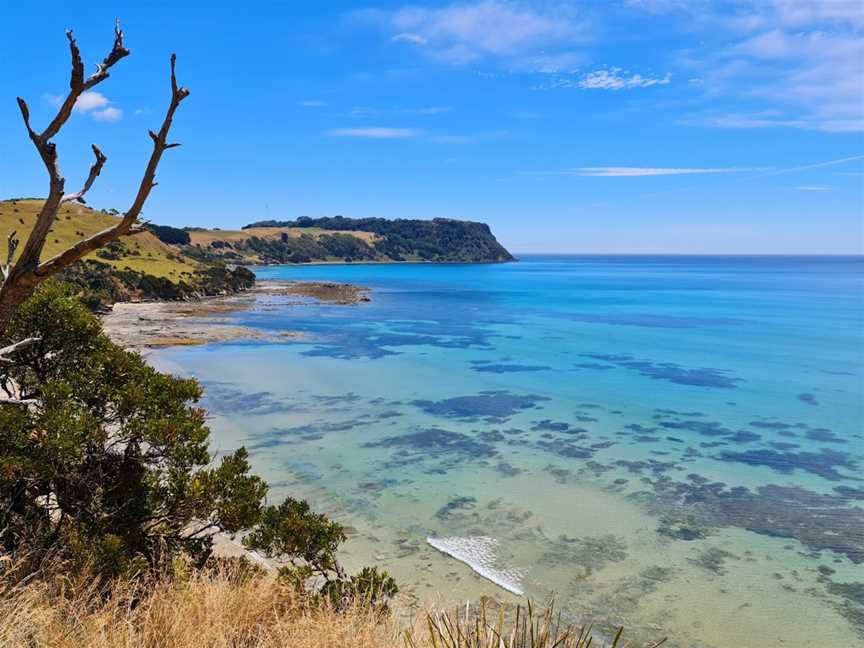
[176,215,515,264]
[0,199,513,312]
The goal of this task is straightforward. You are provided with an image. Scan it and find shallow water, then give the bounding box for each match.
[151,255,864,647]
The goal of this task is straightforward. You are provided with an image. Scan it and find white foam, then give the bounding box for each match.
[427,536,524,596]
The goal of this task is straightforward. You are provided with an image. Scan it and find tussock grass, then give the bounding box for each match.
[0,564,660,648]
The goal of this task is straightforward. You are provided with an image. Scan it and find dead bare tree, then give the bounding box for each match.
[0,21,189,332]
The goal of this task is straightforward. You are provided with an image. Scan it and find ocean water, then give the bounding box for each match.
[151,256,864,647]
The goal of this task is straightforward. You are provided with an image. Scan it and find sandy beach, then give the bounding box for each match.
[101,279,370,353]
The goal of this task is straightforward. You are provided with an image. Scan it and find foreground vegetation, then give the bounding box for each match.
[0,282,393,604]
[0,561,653,648]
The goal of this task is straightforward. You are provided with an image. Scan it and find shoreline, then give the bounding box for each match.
[101,279,370,353]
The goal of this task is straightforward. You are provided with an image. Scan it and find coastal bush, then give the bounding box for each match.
[147,223,192,245]
[56,260,256,311]
[0,282,394,606]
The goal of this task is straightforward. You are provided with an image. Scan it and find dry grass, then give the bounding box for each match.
[0,567,397,648]
[187,227,378,246]
[0,199,200,280]
[0,565,658,648]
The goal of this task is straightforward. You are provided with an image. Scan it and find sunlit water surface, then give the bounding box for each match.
[151,256,864,647]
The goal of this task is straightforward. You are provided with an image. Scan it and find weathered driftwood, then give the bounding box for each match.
[0,22,189,331]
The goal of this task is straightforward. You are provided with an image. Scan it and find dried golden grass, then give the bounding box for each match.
[0,566,395,648]
[0,563,660,648]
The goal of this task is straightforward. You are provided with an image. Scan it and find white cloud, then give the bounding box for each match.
[361,1,586,66]
[794,185,832,191]
[300,99,327,107]
[392,32,427,44]
[769,0,864,29]
[74,91,110,113]
[91,106,123,122]
[570,68,671,90]
[537,166,763,177]
[328,127,420,138]
[45,90,123,122]
[646,2,864,132]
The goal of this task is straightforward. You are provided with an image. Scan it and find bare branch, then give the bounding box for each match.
[0,337,40,358]
[127,219,152,235]
[83,20,129,90]
[0,397,38,407]
[62,145,107,204]
[2,232,19,281]
[0,336,40,366]
[15,98,35,140]
[41,24,129,142]
[7,24,129,286]
[67,29,84,90]
[35,54,189,278]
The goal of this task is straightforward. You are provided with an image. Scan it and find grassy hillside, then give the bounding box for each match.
[0,199,200,282]
[184,226,381,264]
[0,200,255,308]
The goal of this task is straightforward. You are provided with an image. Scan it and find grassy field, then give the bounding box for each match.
[0,199,201,281]
[188,226,378,245]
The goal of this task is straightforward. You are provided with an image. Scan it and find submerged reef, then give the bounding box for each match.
[645,478,864,564]
[410,391,549,423]
[579,353,742,388]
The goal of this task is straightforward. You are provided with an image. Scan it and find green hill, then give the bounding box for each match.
[237,216,514,263]
[172,216,513,265]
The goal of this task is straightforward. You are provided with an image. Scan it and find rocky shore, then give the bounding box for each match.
[101,280,370,353]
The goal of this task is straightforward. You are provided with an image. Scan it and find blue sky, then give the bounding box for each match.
[1,1,862,253]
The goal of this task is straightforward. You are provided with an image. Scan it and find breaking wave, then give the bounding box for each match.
[426,536,524,596]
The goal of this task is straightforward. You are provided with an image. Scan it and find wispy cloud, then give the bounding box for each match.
[346,105,451,118]
[328,127,420,138]
[686,113,864,133]
[794,185,832,191]
[392,33,427,45]
[91,106,123,123]
[647,1,864,132]
[430,130,510,144]
[757,154,864,176]
[548,68,672,90]
[300,99,327,108]
[357,1,587,67]
[532,166,763,177]
[416,106,451,115]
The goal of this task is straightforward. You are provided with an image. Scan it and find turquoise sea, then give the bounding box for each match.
[151,255,864,647]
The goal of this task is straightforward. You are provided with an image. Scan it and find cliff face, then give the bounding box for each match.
[232,216,514,264]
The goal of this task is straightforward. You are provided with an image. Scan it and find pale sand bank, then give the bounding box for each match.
[101,279,370,353]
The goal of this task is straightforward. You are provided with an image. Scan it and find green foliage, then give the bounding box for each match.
[243,216,514,263]
[0,282,394,606]
[147,223,192,245]
[56,260,255,312]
